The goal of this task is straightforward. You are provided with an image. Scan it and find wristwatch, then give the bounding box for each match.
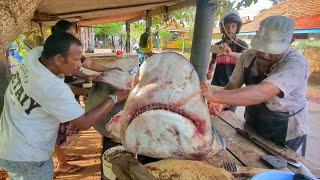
[109,94,118,104]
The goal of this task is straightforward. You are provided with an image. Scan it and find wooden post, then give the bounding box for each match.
[120,35,123,51]
[190,0,217,81]
[125,21,130,53]
[88,26,94,53]
[39,22,45,44]
[79,26,94,53]
[145,11,152,31]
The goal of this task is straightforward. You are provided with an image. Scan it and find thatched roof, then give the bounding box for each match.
[33,0,196,26]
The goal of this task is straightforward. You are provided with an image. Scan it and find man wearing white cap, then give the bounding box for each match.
[201,15,309,156]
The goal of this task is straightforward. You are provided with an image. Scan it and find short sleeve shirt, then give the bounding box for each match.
[229,48,309,140]
[0,47,85,162]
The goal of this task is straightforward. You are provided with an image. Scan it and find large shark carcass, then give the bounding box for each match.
[104,52,224,159]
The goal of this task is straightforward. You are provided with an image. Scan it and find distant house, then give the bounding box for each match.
[162,18,191,50]
[239,0,320,40]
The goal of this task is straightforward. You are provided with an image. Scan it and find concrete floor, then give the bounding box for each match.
[235,101,320,167]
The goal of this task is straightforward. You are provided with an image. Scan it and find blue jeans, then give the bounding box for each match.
[0,157,53,180]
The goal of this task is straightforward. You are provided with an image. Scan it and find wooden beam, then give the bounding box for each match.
[34,0,195,26]
[79,12,143,26]
[127,16,144,24]
[38,23,45,44]
[52,1,172,18]
[32,11,58,22]
[147,0,197,17]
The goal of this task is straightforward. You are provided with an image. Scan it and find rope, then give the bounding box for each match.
[221,19,249,50]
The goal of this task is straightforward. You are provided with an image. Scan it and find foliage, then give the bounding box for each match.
[214,0,260,21]
[292,39,320,49]
[94,22,125,36]
[168,7,196,40]
[130,21,146,43]
[158,29,172,48]
[11,29,51,59]
[91,0,260,48]
[236,0,259,9]
[176,37,192,49]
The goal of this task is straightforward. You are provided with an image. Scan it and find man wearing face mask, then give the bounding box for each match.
[201,15,309,156]
[207,12,248,112]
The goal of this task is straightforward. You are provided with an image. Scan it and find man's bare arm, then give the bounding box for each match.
[69,90,129,130]
[202,81,281,106]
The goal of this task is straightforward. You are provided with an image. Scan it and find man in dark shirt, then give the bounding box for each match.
[207,12,248,112]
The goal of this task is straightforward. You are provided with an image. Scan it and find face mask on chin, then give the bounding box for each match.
[255,49,288,67]
[255,56,273,67]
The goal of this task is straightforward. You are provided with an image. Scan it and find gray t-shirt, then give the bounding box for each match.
[230,48,309,140]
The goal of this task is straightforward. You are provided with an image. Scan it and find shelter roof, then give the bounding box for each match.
[33,0,196,26]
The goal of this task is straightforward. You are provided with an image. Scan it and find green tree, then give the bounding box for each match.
[158,29,172,48]
[94,22,125,46]
[130,21,146,43]
[94,22,125,36]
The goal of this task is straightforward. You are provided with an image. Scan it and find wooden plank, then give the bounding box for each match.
[79,12,143,26]
[212,116,270,168]
[204,149,243,168]
[55,2,170,20]
[219,111,320,177]
[148,0,197,17]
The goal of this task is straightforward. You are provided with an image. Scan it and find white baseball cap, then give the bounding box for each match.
[251,15,295,54]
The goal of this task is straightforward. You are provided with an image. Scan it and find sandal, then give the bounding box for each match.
[65,154,82,161]
[55,164,83,174]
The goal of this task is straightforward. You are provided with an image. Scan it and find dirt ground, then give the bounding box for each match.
[0,129,102,180]
[54,129,102,180]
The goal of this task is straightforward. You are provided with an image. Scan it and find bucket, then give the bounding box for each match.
[252,170,294,180]
[102,146,134,180]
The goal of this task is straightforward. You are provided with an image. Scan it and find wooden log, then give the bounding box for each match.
[111,155,156,180]
[103,146,156,180]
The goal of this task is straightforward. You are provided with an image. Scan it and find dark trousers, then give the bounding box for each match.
[285,135,307,157]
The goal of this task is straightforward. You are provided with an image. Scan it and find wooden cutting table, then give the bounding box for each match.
[205,111,320,178]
